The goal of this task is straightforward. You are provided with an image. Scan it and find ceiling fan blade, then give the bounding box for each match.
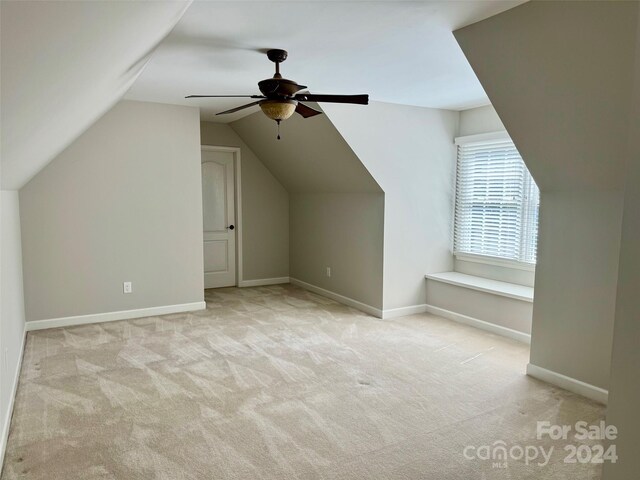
[185,94,265,99]
[295,102,323,118]
[293,93,369,105]
[216,101,262,115]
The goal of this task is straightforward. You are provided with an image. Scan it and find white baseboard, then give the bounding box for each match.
[382,304,428,319]
[1,326,27,474]
[25,301,207,331]
[424,304,531,344]
[289,278,382,318]
[527,363,608,405]
[238,277,289,288]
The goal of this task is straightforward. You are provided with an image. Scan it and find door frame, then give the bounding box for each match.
[201,145,243,287]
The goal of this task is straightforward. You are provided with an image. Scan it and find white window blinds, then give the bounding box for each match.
[454,137,540,264]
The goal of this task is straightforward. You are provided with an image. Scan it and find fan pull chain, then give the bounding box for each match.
[276,120,281,140]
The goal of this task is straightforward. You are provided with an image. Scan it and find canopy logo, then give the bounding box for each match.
[463,421,618,469]
[463,441,553,469]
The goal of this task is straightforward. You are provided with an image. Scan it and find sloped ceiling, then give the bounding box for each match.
[0,1,190,190]
[125,0,525,122]
[230,106,381,194]
[454,1,637,191]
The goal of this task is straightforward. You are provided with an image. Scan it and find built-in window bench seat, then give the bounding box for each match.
[424,272,533,343]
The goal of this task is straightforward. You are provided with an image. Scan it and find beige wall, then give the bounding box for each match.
[458,104,505,137]
[229,111,384,310]
[200,122,289,281]
[604,6,640,478]
[531,191,623,389]
[426,281,532,335]
[455,1,637,392]
[322,102,458,311]
[290,193,384,309]
[20,100,204,321]
[453,257,534,288]
[231,109,380,193]
[457,1,635,192]
[0,190,26,463]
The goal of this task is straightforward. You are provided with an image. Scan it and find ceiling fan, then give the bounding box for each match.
[186,49,369,139]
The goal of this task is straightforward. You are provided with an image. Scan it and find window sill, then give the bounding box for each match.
[425,272,534,303]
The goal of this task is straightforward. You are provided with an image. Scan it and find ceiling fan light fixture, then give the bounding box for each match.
[259,99,297,121]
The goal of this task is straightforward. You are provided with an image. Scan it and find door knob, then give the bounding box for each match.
[228,225,235,230]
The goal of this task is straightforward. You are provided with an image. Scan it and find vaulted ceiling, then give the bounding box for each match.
[1,1,524,190]
[125,1,524,122]
[230,106,381,194]
[0,1,190,189]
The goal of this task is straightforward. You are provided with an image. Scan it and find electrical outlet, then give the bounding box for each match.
[326,267,331,278]
[123,281,132,294]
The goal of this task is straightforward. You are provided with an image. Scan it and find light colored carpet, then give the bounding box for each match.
[2,285,603,479]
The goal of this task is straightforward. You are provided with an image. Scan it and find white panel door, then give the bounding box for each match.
[202,149,236,288]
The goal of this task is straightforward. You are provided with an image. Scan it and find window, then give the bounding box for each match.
[454,133,540,265]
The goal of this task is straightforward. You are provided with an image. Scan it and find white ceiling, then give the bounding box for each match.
[125,1,525,123]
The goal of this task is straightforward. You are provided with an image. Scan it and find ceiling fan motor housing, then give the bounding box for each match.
[266,49,288,64]
[258,78,306,97]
